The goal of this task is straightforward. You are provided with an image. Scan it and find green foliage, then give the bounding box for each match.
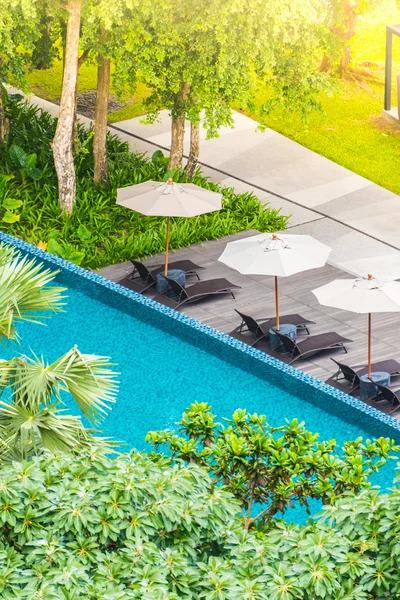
[0,0,40,89]
[47,236,86,265]
[0,448,241,599]
[0,444,400,598]
[0,241,64,341]
[0,347,118,461]
[147,403,398,530]
[0,98,288,269]
[30,1,60,71]
[104,0,332,135]
[0,242,118,461]
[8,143,43,181]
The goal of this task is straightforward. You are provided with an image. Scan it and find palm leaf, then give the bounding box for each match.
[0,400,90,460]
[1,347,118,424]
[0,242,65,341]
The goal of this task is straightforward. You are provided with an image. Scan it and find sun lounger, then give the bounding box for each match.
[329,358,400,394]
[274,331,352,364]
[231,309,314,346]
[370,381,400,415]
[118,259,204,292]
[154,277,241,308]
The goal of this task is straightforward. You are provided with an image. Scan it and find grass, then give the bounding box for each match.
[26,60,150,121]
[248,0,400,194]
[26,0,400,193]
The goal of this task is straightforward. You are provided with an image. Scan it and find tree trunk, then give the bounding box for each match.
[72,48,90,151]
[321,0,357,77]
[52,0,81,215]
[168,82,190,170]
[338,44,351,77]
[93,55,111,185]
[186,120,200,179]
[169,115,185,169]
[60,17,67,82]
[0,80,4,143]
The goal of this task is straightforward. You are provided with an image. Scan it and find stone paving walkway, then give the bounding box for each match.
[113,109,400,281]
[30,94,400,280]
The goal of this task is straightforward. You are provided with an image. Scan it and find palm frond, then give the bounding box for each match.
[0,242,66,341]
[2,347,119,424]
[0,400,86,460]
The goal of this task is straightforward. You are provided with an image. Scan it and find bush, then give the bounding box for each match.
[147,403,397,530]
[1,446,400,599]
[0,96,288,269]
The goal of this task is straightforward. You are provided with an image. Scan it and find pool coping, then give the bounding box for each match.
[3,230,400,436]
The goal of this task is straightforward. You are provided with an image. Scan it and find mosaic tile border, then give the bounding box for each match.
[3,230,400,435]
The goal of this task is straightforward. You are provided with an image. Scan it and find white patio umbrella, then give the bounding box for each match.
[218,232,331,330]
[313,274,400,378]
[117,178,222,274]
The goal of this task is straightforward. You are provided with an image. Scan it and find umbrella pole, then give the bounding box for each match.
[368,312,372,379]
[164,216,170,276]
[275,276,280,331]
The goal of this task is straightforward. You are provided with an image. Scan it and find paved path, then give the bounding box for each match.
[113,109,400,281]
[29,94,400,280]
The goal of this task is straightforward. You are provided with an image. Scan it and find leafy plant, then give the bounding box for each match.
[0,174,22,223]
[47,236,86,265]
[147,403,398,530]
[0,98,289,269]
[0,242,118,461]
[0,241,64,341]
[8,143,43,182]
[0,441,399,598]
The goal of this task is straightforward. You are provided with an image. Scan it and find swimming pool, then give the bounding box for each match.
[3,232,400,503]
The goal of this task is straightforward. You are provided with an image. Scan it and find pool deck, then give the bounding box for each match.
[98,229,400,408]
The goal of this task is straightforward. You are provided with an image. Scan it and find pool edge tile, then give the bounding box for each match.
[2,231,399,437]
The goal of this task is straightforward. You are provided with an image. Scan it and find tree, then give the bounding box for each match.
[322,0,384,76]
[147,403,397,530]
[117,0,331,173]
[31,1,60,70]
[52,0,82,214]
[83,0,140,185]
[0,242,118,461]
[0,348,117,460]
[92,53,111,184]
[0,0,40,141]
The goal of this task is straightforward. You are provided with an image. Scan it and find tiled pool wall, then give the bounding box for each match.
[3,230,400,444]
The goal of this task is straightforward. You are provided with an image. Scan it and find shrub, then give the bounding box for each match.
[1,446,400,599]
[0,96,288,269]
[147,403,398,530]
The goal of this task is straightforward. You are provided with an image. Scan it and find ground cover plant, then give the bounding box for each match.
[0,96,287,269]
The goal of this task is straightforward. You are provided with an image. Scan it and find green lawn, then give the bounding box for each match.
[27,0,400,193]
[26,60,150,121]
[252,0,400,194]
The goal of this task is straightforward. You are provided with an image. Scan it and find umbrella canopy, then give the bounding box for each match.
[219,232,331,329]
[117,179,222,273]
[313,274,400,377]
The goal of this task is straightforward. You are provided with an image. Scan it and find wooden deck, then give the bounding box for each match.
[99,230,400,419]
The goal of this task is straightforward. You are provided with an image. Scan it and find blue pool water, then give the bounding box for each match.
[6,261,400,515]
